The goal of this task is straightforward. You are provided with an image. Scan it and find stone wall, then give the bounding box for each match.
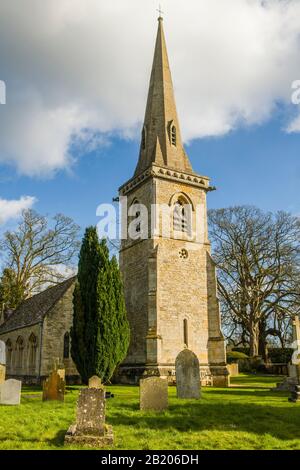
[41,283,79,379]
[0,284,80,383]
[0,323,42,379]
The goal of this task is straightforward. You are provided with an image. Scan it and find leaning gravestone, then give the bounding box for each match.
[139,377,168,411]
[65,381,113,447]
[0,379,22,405]
[0,340,6,385]
[175,349,201,399]
[42,369,65,402]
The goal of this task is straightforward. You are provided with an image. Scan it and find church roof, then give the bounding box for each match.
[134,18,193,176]
[0,277,76,335]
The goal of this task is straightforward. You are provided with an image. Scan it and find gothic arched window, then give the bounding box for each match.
[132,200,141,234]
[6,339,12,369]
[16,336,24,370]
[173,200,188,233]
[28,333,37,369]
[63,332,70,359]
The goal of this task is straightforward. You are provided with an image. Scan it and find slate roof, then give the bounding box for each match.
[0,277,76,335]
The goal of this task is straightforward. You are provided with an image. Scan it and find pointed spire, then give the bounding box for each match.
[134,18,193,176]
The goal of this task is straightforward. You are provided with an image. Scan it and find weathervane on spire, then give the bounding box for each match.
[157,4,164,20]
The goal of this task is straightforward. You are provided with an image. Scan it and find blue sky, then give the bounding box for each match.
[1,110,299,236]
[0,0,300,236]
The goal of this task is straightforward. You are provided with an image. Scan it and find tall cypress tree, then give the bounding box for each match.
[71,227,130,383]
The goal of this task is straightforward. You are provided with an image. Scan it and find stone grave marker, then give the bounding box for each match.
[139,377,168,411]
[89,375,103,389]
[65,386,113,447]
[0,379,22,405]
[175,349,201,399]
[42,369,65,402]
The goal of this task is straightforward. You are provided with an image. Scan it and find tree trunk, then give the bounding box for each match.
[249,322,259,357]
[258,333,268,362]
[258,319,268,362]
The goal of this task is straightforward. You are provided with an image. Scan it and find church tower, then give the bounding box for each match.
[118,17,228,386]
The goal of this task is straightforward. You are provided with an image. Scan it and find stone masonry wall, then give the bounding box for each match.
[0,323,41,378]
[41,283,79,378]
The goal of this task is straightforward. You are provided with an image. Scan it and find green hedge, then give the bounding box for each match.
[226,351,249,363]
[232,347,293,364]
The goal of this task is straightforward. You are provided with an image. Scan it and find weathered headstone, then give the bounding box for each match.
[0,379,22,405]
[89,375,103,389]
[175,349,201,399]
[65,387,113,447]
[139,377,168,411]
[42,370,65,402]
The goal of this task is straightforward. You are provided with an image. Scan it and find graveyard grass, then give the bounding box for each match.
[0,374,299,450]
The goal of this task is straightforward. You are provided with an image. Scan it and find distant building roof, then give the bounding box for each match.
[0,277,76,335]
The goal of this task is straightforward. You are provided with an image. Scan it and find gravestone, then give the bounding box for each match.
[42,369,65,402]
[65,387,113,447]
[292,316,300,365]
[175,349,201,399]
[0,379,22,405]
[274,315,300,392]
[139,377,168,411]
[0,341,6,385]
[89,375,103,389]
[289,382,300,403]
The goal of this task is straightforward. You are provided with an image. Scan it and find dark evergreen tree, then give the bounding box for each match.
[71,227,130,383]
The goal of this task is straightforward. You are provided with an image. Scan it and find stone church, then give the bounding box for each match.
[0,277,79,384]
[117,17,228,386]
[0,18,228,387]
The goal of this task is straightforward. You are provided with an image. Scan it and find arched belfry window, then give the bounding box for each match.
[63,332,70,359]
[170,193,193,238]
[173,200,188,233]
[132,200,141,234]
[141,126,146,150]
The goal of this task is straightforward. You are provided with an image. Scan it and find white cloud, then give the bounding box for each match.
[0,196,37,225]
[286,114,300,133]
[0,0,300,176]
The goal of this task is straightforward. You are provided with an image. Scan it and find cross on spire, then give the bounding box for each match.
[157,4,164,20]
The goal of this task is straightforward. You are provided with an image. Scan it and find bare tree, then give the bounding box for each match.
[0,209,80,306]
[208,206,300,358]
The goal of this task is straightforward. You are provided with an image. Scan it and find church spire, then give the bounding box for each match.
[134,18,193,176]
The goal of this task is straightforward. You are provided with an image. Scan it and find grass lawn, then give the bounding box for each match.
[0,374,299,450]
